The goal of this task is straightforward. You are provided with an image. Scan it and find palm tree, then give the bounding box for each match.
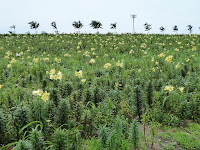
[160,26,165,33]
[144,23,152,34]
[90,20,103,34]
[28,21,39,34]
[8,25,16,34]
[10,25,16,33]
[110,23,117,33]
[51,21,58,34]
[187,25,192,34]
[72,21,83,33]
[173,25,178,34]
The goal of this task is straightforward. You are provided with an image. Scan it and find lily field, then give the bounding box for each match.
[0,33,200,149]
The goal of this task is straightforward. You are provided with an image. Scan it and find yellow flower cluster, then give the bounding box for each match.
[179,87,184,93]
[104,54,108,57]
[50,69,56,75]
[42,91,50,101]
[129,50,134,54]
[0,84,3,89]
[5,56,9,59]
[104,63,112,69]
[32,89,44,96]
[174,48,179,51]
[55,58,61,63]
[91,48,95,51]
[158,53,165,57]
[32,89,50,101]
[6,51,12,56]
[192,46,196,51]
[43,58,49,61]
[16,52,23,57]
[74,71,86,83]
[7,64,12,68]
[33,58,39,63]
[10,58,17,63]
[83,51,90,57]
[64,53,71,57]
[186,59,190,62]
[140,43,146,48]
[165,55,173,63]
[5,51,12,59]
[75,70,83,78]
[49,69,62,80]
[152,68,156,72]
[89,59,95,64]
[116,60,124,68]
[81,79,86,83]
[164,86,174,92]
[78,41,82,45]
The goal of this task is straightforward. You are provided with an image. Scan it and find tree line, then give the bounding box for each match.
[8,20,200,34]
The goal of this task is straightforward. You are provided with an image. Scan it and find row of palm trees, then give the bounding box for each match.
[144,23,194,34]
[9,21,112,34]
[8,20,200,34]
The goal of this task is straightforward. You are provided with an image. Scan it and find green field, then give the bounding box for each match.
[0,33,200,149]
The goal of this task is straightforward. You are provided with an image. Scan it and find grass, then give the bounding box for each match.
[158,122,200,150]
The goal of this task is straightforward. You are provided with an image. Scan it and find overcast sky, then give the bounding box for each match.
[0,0,200,34]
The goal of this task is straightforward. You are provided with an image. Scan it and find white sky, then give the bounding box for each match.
[0,0,200,34]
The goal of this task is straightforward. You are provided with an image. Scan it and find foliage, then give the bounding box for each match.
[98,125,108,148]
[160,26,165,32]
[28,21,39,30]
[9,25,16,34]
[110,23,117,29]
[51,21,58,34]
[72,21,84,29]
[90,20,102,33]
[173,25,178,32]
[12,140,31,150]
[56,99,70,126]
[144,23,152,32]
[72,21,83,33]
[51,128,68,150]
[134,85,143,120]
[187,25,193,33]
[129,119,140,149]
[51,21,57,30]
[0,33,199,149]
[29,126,45,150]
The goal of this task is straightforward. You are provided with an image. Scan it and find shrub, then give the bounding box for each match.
[98,125,109,148]
[129,119,140,149]
[134,85,143,120]
[56,99,70,126]
[29,127,45,150]
[13,140,31,150]
[52,128,68,150]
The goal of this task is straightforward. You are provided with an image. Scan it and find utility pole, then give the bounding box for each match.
[130,14,136,34]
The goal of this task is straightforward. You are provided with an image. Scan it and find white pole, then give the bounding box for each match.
[130,14,136,34]
[133,18,135,33]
